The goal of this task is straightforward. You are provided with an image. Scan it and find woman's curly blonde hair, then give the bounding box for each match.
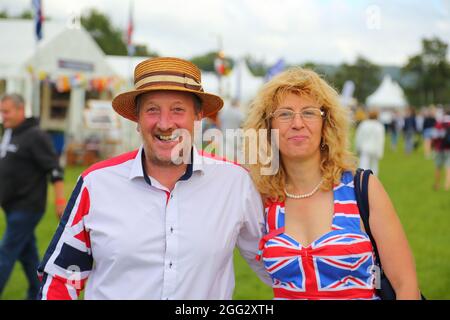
[243,67,357,201]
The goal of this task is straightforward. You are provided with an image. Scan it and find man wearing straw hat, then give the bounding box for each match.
[37,57,270,299]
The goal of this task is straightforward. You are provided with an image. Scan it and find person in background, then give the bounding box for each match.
[353,106,367,128]
[218,98,245,161]
[390,110,404,151]
[0,93,65,300]
[355,110,386,176]
[379,110,393,135]
[422,106,437,159]
[431,108,450,191]
[403,107,417,154]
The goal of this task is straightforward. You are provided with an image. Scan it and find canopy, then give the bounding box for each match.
[0,19,116,79]
[366,75,408,109]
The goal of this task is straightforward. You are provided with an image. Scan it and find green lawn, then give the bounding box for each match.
[1,136,449,299]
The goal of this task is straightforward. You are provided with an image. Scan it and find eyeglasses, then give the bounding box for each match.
[269,107,325,123]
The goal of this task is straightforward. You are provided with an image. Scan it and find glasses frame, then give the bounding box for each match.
[268,107,326,122]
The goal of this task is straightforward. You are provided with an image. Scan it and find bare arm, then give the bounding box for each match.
[53,180,65,219]
[367,175,421,299]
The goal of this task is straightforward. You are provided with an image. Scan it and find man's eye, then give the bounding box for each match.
[173,107,185,113]
[146,107,159,113]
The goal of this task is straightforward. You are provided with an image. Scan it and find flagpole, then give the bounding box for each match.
[127,0,134,150]
[126,0,134,87]
[217,35,223,96]
[32,0,43,118]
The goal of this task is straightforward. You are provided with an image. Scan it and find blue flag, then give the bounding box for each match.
[265,58,285,81]
[32,0,43,41]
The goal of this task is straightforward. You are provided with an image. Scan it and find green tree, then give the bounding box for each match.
[302,62,318,70]
[190,51,217,71]
[134,44,158,57]
[0,10,9,19]
[245,55,267,77]
[190,51,234,72]
[402,37,450,106]
[81,9,128,55]
[19,10,33,19]
[332,56,381,104]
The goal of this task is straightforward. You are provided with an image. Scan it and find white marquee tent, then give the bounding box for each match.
[0,19,117,129]
[366,75,408,110]
[0,19,128,160]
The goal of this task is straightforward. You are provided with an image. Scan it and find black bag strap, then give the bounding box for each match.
[354,170,426,300]
[353,168,382,268]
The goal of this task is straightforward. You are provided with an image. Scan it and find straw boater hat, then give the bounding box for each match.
[112,57,224,122]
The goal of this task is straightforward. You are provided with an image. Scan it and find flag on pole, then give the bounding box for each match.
[126,0,135,56]
[32,0,44,41]
[264,58,285,82]
[340,80,355,107]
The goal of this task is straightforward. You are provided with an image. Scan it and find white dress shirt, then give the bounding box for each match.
[38,146,271,299]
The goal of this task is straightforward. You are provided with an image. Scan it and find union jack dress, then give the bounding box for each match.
[256,171,379,300]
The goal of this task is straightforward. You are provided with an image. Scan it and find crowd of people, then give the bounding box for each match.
[353,105,450,190]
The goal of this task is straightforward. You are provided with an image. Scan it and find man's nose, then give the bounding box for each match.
[156,111,175,131]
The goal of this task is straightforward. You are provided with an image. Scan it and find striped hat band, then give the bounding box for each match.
[134,71,204,92]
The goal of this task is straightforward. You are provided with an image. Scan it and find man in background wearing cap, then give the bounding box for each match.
[37,57,271,299]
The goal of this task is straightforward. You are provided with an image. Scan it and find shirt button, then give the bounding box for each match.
[170,227,174,233]
[170,194,174,199]
[169,262,173,268]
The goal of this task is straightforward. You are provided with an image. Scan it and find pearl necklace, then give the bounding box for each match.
[284,179,323,199]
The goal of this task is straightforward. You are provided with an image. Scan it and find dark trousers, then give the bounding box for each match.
[0,210,44,300]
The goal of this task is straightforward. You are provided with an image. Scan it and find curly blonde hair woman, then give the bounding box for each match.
[244,67,420,300]
[244,68,356,200]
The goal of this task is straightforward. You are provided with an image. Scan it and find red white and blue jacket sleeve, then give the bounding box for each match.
[37,175,92,300]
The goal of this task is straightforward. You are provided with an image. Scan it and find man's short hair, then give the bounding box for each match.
[135,92,203,117]
[1,93,25,108]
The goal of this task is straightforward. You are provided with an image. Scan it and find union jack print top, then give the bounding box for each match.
[257,171,379,300]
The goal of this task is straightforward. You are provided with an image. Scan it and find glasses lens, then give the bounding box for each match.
[274,110,293,122]
[302,108,322,120]
[272,108,323,122]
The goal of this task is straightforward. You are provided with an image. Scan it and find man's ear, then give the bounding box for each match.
[19,105,26,118]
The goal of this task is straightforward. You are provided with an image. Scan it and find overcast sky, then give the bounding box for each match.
[2,0,449,66]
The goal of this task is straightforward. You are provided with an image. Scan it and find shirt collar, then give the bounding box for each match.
[128,145,204,183]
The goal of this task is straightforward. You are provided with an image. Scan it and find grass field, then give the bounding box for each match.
[1,136,449,299]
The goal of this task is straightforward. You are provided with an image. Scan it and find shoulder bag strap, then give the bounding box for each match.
[354,168,382,268]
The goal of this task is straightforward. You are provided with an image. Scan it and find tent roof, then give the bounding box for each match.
[0,19,116,78]
[366,75,408,109]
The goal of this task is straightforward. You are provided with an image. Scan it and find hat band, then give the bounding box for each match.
[135,74,203,91]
